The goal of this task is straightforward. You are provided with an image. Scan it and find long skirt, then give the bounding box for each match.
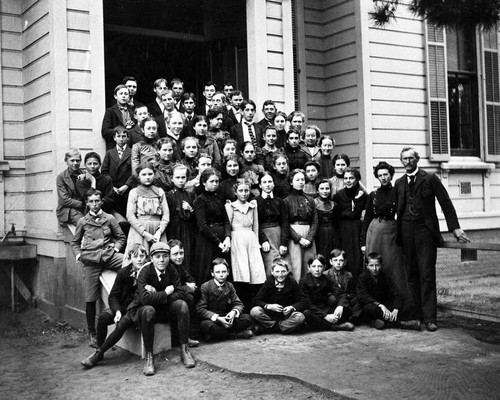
[338,218,362,278]
[122,216,167,267]
[260,225,281,276]
[366,219,410,305]
[193,225,227,286]
[315,223,338,260]
[287,224,316,282]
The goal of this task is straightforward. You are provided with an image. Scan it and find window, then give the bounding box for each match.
[426,23,500,161]
[446,26,480,156]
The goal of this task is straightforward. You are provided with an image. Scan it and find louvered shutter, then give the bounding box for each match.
[483,28,500,161]
[426,23,450,161]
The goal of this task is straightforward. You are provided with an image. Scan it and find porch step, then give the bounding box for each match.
[99,270,171,358]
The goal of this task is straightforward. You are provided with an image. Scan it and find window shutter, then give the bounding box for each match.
[483,28,500,161]
[425,23,450,161]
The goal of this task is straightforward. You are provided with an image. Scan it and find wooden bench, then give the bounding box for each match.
[99,270,171,358]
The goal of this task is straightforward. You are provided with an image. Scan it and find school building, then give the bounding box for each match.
[0,0,498,321]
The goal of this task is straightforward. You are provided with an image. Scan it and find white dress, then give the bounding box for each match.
[225,201,266,284]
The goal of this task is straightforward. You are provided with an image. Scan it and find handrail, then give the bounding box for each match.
[440,241,500,251]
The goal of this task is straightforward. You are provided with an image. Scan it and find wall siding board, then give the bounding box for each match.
[66,10,90,31]
[2,32,22,51]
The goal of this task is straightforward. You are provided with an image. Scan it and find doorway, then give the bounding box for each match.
[103,0,248,107]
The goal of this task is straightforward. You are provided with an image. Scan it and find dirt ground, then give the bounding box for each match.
[0,307,339,400]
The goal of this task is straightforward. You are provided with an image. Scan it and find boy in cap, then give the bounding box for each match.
[128,242,196,375]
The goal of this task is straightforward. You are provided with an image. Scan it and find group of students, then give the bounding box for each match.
[56,76,440,376]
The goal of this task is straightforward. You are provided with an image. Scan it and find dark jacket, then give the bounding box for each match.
[108,264,139,314]
[101,103,135,150]
[197,279,244,320]
[128,261,185,311]
[356,270,403,310]
[394,169,460,246]
[101,146,135,189]
[252,275,307,314]
[230,121,264,149]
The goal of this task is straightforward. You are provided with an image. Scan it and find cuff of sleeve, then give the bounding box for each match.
[233,309,240,318]
[211,314,218,322]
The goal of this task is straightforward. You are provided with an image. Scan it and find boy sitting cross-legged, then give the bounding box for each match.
[357,252,421,331]
[250,258,306,335]
[197,258,253,342]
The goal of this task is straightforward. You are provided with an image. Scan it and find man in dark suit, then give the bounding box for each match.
[101,84,135,150]
[394,147,469,332]
[128,242,196,375]
[122,76,140,108]
[230,99,264,150]
[180,92,197,139]
[146,78,168,118]
[227,90,244,126]
[257,100,277,131]
[195,81,216,116]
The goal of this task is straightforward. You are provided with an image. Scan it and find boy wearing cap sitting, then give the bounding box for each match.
[128,242,196,376]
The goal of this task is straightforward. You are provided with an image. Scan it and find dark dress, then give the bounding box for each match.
[333,184,367,278]
[361,184,407,305]
[272,172,291,199]
[318,153,335,179]
[166,188,197,273]
[255,194,290,275]
[314,197,338,259]
[193,189,231,286]
[284,143,308,170]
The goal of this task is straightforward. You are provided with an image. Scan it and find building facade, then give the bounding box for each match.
[0,0,498,321]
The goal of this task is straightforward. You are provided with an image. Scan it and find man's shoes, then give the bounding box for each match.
[399,320,422,331]
[332,322,355,331]
[234,329,253,339]
[88,333,98,348]
[252,324,265,336]
[187,338,200,347]
[181,344,196,368]
[372,319,385,330]
[81,350,103,369]
[425,322,438,332]
[143,352,155,376]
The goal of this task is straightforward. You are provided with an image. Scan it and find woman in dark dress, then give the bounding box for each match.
[255,172,290,276]
[271,153,291,199]
[284,168,318,281]
[333,167,367,279]
[361,161,407,300]
[193,168,231,286]
[314,178,339,259]
[166,163,197,273]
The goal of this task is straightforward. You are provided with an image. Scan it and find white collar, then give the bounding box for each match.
[261,192,274,199]
[406,168,419,177]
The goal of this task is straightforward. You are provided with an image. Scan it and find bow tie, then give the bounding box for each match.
[118,105,128,112]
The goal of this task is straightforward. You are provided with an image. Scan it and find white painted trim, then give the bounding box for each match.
[282,0,295,113]
[355,0,374,190]
[246,0,268,107]
[89,0,106,155]
[0,18,5,235]
[295,0,307,112]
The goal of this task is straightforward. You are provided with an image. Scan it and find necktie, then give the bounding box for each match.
[187,114,192,121]
[409,175,416,190]
[245,122,258,148]
[118,105,130,124]
[159,273,166,287]
[117,146,124,159]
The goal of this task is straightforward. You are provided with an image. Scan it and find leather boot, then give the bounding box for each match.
[88,333,98,348]
[187,338,200,347]
[181,344,196,368]
[331,322,355,331]
[143,352,155,376]
[81,349,103,369]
